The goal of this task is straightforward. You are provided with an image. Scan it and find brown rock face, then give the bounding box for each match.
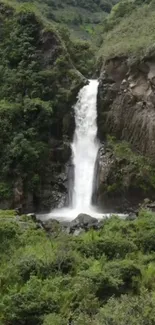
[97,56,155,159]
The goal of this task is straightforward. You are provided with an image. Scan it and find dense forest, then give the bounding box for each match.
[1,0,155,324]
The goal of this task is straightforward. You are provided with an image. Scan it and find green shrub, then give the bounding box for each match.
[1,210,155,322]
[98,0,155,59]
[2,276,60,325]
[96,289,155,325]
[43,313,66,325]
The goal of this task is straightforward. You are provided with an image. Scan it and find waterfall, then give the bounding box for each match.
[37,79,127,221]
[71,79,99,212]
[39,79,101,221]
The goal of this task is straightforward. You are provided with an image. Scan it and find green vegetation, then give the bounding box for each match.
[1,209,155,323]
[13,0,119,40]
[1,0,155,322]
[59,26,95,76]
[0,0,87,207]
[98,0,155,60]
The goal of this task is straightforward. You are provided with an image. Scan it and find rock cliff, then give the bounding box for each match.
[98,54,155,158]
[96,53,155,211]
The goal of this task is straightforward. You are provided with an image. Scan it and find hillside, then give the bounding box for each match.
[15,0,119,40]
[98,0,155,60]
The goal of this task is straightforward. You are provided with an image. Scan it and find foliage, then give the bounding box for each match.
[104,136,155,196]
[98,0,155,59]
[1,210,155,323]
[0,0,84,206]
[13,0,119,41]
[95,289,155,325]
[59,26,95,76]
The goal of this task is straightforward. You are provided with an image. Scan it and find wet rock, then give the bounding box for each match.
[126,213,137,221]
[26,213,37,222]
[68,213,99,233]
[73,228,85,236]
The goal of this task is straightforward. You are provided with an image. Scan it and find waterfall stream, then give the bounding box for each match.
[38,80,127,221]
[71,79,99,211]
[40,80,103,220]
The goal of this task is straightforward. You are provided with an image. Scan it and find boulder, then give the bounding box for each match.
[126,213,137,221]
[68,213,99,233]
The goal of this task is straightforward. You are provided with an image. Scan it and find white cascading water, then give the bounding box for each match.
[38,79,102,221]
[37,79,127,221]
[71,79,99,212]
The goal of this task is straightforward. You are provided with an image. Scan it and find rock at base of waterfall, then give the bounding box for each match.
[26,213,37,222]
[68,213,99,233]
[29,212,106,235]
[126,212,137,221]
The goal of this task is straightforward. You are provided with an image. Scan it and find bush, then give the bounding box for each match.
[43,313,66,325]
[1,210,155,323]
[2,276,60,325]
[96,289,155,325]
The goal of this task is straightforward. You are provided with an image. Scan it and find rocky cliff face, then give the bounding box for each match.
[97,55,155,158]
[96,54,155,211]
[94,143,155,213]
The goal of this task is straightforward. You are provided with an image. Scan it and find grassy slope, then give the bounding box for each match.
[98,1,155,60]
